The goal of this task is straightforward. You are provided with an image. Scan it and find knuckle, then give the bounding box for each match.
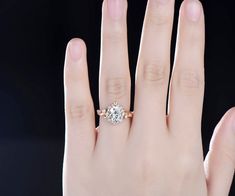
[66,104,91,120]
[147,15,169,28]
[146,7,171,29]
[103,30,125,44]
[105,77,129,99]
[141,62,168,84]
[174,69,204,92]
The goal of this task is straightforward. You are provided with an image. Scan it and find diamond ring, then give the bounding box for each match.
[97,102,133,125]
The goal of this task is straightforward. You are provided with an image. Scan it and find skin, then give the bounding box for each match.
[63,0,235,195]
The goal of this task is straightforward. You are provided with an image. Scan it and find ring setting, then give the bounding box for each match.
[97,102,133,125]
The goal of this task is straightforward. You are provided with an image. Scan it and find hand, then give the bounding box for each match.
[62,0,235,195]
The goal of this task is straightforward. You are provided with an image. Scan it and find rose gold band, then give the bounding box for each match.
[96,102,133,125]
[97,109,133,119]
[97,109,106,117]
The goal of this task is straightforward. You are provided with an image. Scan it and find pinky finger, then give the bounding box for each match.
[63,38,96,195]
[64,38,96,158]
[204,108,235,196]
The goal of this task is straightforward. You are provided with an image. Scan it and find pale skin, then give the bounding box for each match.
[63,0,235,195]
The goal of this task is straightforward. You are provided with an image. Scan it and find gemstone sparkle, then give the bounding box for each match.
[105,102,125,125]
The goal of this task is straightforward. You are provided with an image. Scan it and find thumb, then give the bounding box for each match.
[204,108,235,196]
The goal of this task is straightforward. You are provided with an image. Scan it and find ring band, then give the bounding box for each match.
[97,101,133,125]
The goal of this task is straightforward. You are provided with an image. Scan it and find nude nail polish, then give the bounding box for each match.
[69,39,82,61]
[107,0,125,20]
[185,0,202,22]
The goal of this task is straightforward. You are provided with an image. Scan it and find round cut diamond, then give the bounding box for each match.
[105,102,125,124]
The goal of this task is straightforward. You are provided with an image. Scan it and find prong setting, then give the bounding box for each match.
[97,102,132,125]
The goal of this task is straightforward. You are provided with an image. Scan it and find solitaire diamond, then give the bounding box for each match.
[105,102,125,125]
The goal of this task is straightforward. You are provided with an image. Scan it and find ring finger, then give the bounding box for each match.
[96,0,130,154]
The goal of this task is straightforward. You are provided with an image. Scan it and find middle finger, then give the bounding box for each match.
[132,0,175,136]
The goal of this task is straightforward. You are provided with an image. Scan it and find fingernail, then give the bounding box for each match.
[185,0,202,22]
[69,39,82,61]
[107,0,125,20]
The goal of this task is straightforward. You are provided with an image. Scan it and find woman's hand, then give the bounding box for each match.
[63,0,235,195]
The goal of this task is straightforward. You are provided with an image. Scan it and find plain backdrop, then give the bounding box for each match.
[0,0,235,195]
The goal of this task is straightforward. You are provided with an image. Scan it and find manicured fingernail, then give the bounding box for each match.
[107,0,125,20]
[69,39,82,61]
[185,0,202,22]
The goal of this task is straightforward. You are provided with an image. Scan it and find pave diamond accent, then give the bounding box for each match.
[105,102,125,125]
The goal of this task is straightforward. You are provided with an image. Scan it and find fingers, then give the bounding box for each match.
[63,39,96,195]
[168,0,205,135]
[97,0,130,150]
[99,0,130,109]
[133,0,175,133]
[64,38,95,160]
[204,108,235,196]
